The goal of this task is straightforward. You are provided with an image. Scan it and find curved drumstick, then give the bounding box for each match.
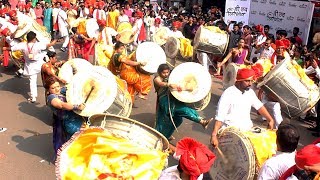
[217,146,229,164]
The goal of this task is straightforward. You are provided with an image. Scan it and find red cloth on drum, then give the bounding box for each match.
[119,64,151,102]
[236,68,255,81]
[176,137,216,180]
[251,63,264,79]
[138,23,146,41]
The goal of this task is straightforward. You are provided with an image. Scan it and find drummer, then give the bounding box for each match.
[154,64,213,140]
[41,51,66,86]
[211,68,275,147]
[44,77,85,154]
[109,41,151,101]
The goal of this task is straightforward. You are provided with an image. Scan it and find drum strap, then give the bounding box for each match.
[167,91,178,132]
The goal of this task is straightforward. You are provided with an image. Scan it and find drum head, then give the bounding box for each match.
[118,30,134,44]
[223,63,239,90]
[165,37,179,59]
[211,128,256,180]
[153,27,171,46]
[89,114,169,151]
[168,62,212,103]
[136,42,166,74]
[14,22,30,38]
[58,58,93,84]
[66,66,118,117]
[117,22,132,32]
[86,18,99,38]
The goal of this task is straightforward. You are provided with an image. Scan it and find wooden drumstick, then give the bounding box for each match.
[84,86,95,103]
[216,146,228,164]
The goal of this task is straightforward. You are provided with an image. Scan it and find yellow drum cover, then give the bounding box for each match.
[243,129,277,169]
[96,43,113,67]
[11,51,24,60]
[117,22,132,33]
[56,127,168,180]
[118,30,134,44]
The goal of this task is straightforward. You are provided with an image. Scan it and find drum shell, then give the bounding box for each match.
[194,26,229,57]
[257,59,320,118]
[165,37,193,62]
[88,114,169,151]
[106,77,132,117]
[186,92,211,111]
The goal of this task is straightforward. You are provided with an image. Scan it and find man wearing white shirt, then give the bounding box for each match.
[11,31,56,103]
[211,68,275,147]
[118,8,129,23]
[57,2,69,52]
[93,1,106,21]
[258,123,300,180]
[257,38,275,59]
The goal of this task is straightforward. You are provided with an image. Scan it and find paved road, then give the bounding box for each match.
[0,45,317,179]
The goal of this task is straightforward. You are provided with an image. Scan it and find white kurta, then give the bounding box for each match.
[132,18,143,43]
[118,14,129,23]
[11,41,47,76]
[258,151,296,180]
[93,9,106,21]
[215,86,263,130]
[170,30,184,39]
[158,165,203,180]
[57,10,68,37]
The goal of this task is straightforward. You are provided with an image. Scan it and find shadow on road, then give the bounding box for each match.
[0,76,29,99]
[18,101,53,126]
[12,132,54,163]
[130,113,156,128]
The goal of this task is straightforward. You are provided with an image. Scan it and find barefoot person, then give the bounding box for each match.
[154,64,213,140]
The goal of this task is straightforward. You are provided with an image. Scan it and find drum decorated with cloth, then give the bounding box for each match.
[257,59,320,118]
[211,127,276,180]
[117,21,132,33]
[135,42,166,74]
[72,18,99,39]
[152,27,171,46]
[66,66,132,117]
[56,118,169,180]
[194,26,229,57]
[58,58,93,84]
[165,37,193,61]
[168,62,212,106]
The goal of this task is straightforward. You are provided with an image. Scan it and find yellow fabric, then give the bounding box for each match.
[107,10,119,29]
[290,60,315,87]
[117,22,132,33]
[243,130,277,169]
[314,173,320,180]
[204,26,227,34]
[179,38,193,58]
[96,44,114,67]
[78,20,88,37]
[11,51,23,60]
[256,59,273,76]
[59,128,168,180]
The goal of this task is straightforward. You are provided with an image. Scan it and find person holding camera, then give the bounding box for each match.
[226,21,242,51]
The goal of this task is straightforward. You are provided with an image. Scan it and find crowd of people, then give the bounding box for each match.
[0,0,320,179]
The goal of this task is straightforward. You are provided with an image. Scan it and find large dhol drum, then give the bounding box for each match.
[135,42,166,74]
[194,26,229,57]
[72,18,99,39]
[15,14,51,44]
[56,115,169,179]
[117,22,134,44]
[186,92,211,111]
[223,63,249,90]
[168,62,212,109]
[152,27,171,46]
[89,114,169,151]
[165,37,193,61]
[66,66,132,117]
[257,59,320,118]
[211,127,276,180]
[58,58,93,84]
[117,21,132,33]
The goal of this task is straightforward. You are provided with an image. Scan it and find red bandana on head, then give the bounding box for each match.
[175,137,216,180]
[236,68,255,81]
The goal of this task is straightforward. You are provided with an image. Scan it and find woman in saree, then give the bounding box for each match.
[109,42,151,102]
[44,77,85,153]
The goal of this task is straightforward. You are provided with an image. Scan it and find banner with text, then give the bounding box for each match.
[224,0,251,25]
[249,0,314,44]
